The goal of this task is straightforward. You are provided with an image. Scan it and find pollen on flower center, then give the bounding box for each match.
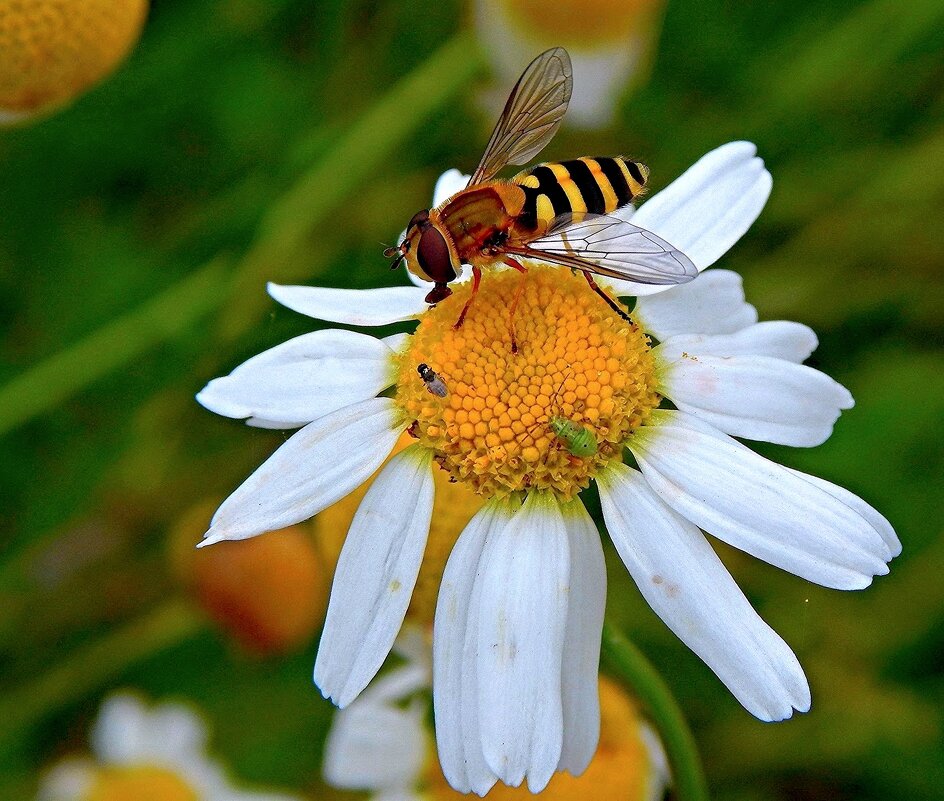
[397,265,660,499]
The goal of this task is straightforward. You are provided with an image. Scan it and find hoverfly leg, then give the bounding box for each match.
[453,265,482,330]
[582,271,633,324]
[503,258,528,353]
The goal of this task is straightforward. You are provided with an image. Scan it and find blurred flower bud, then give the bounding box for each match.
[474,0,666,128]
[0,0,148,124]
[170,500,327,655]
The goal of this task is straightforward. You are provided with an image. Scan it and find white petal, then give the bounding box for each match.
[315,446,434,707]
[268,282,428,326]
[639,723,671,801]
[785,469,901,559]
[433,503,506,796]
[655,346,854,447]
[629,411,892,589]
[632,269,757,339]
[607,142,771,298]
[475,493,569,792]
[599,464,811,721]
[244,416,308,429]
[655,415,898,563]
[382,332,411,353]
[93,694,151,763]
[433,169,471,206]
[197,330,396,427]
[323,698,426,792]
[557,499,605,776]
[659,321,819,363]
[201,398,404,545]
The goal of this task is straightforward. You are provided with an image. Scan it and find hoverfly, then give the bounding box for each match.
[385,47,697,335]
[417,362,448,397]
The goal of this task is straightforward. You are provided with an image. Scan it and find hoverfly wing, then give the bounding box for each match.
[506,213,698,286]
[467,48,573,188]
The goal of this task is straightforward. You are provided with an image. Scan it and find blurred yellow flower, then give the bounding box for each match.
[0,0,148,124]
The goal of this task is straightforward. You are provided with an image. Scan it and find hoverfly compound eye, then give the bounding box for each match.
[417,226,456,284]
[408,209,430,230]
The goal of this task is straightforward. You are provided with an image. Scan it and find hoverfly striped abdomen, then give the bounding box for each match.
[513,157,649,231]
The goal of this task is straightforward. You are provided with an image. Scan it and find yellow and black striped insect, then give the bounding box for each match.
[385,46,697,331]
[417,363,448,397]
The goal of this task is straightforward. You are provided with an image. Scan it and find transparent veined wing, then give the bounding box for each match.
[505,213,698,285]
[467,47,573,187]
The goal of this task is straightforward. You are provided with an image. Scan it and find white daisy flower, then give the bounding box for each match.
[37,693,301,801]
[197,142,899,794]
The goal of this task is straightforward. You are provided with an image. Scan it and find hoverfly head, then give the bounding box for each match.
[399,209,459,294]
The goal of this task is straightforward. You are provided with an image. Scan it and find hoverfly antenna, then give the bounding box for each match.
[384,243,407,270]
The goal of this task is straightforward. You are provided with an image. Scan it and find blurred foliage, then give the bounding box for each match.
[1,0,942,799]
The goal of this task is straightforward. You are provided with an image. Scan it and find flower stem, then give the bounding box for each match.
[601,621,710,801]
[0,599,205,755]
[0,33,483,438]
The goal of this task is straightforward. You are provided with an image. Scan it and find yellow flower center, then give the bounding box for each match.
[397,265,659,500]
[0,0,148,118]
[86,765,198,801]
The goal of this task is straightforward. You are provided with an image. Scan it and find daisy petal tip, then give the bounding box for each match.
[194,383,243,420]
[265,281,287,304]
[196,530,226,549]
[887,534,903,560]
[526,772,554,795]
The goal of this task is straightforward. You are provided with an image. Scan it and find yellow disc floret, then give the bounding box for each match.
[0,0,148,121]
[397,265,659,499]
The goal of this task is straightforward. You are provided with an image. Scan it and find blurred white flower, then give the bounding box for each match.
[323,628,430,801]
[37,693,302,801]
[474,0,667,128]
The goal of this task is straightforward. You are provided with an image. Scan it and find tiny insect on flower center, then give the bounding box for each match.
[397,265,660,499]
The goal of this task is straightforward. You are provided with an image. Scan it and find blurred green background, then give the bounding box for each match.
[1,0,942,798]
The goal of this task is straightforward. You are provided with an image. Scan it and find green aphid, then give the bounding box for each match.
[548,416,598,457]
